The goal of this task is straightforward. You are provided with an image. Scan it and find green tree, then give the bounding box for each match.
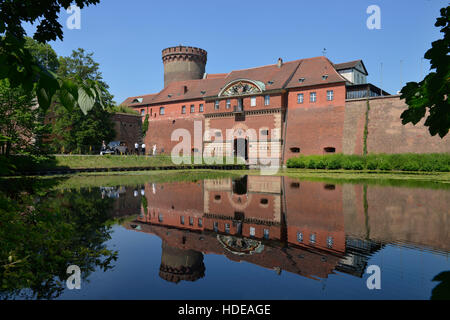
[51,103,115,154]
[0,79,49,156]
[49,49,116,153]
[0,0,105,114]
[58,48,115,106]
[24,37,59,73]
[400,6,450,138]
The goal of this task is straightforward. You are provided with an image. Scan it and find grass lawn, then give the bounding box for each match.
[53,155,177,169]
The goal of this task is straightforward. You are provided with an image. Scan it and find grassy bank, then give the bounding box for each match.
[286,153,450,172]
[0,155,246,174]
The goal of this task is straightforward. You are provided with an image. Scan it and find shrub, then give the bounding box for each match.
[326,158,342,170]
[378,160,392,171]
[401,161,420,171]
[286,153,450,172]
[342,160,354,170]
[306,159,317,169]
[366,160,378,170]
[351,161,364,170]
[315,160,326,169]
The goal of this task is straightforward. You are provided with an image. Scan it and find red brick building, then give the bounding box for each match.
[123,46,450,162]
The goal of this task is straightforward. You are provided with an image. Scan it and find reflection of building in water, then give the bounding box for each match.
[125,175,449,283]
[128,176,380,282]
[159,242,205,283]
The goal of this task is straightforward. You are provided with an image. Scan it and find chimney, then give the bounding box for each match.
[277,58,283,68]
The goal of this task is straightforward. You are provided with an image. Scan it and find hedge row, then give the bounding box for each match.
[286,153,450,172]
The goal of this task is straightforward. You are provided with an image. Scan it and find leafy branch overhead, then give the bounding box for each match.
[400,6,450,138]
[0,0,104,114]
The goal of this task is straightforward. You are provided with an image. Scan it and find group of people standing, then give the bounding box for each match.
[134,142,157,156]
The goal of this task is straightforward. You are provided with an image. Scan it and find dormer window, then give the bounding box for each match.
[298,78,305,83]
[132,98,143,104]
[267,80,274,85]
[322,75,329,80]
[201,90,206,95]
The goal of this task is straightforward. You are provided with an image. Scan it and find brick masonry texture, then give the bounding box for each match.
[364,96,450,154]
[111,113,143,150]
[124,48,450,160]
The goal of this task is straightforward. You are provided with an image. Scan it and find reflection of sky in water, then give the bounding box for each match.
[59,226,449,300]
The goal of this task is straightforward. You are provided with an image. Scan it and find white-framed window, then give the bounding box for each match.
[181,105,186,114]
[310,233,316,244]
[297,232,303,243]
[327,236,334,248]
[264,95,270,106]
[140,109,145,116]
[225,223,230,234]
[226,99,231,109]
[327,90,334,101]
[297,93,304,104]
[180,216,185,225]
[250,227,256,237]
[189,217,194,226]
[213,222,218,232]
[250,97,256,107]
[199,104,204,113]
[159,107,165,115]
[263,229,269,239]
[190,105,195,113]
[310,92,317,103]
[215,100,220,110]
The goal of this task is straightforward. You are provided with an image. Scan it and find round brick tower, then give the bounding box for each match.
[162,45,207,87]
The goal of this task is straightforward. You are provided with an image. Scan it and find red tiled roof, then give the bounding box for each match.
[205,73,228,79]
[284,56,348,89]
[122,56,349,106]
[149,78,225,105]
[121,93,157,107]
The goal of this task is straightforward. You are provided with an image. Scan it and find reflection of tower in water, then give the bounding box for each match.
[159,242,205,284]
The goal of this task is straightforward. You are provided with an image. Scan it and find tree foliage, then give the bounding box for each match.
[0,0,103,114]
[400,6,450,138]
[49,49,116,153]
[24,37,60,73]
[0,80,50,156]
[142,114,149,137]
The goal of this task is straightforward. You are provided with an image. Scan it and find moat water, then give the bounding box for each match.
[1,173,449,300]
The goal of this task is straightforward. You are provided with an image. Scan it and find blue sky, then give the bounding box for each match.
[24,0,448,104]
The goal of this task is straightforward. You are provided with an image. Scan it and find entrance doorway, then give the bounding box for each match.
[233,138,248,160]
